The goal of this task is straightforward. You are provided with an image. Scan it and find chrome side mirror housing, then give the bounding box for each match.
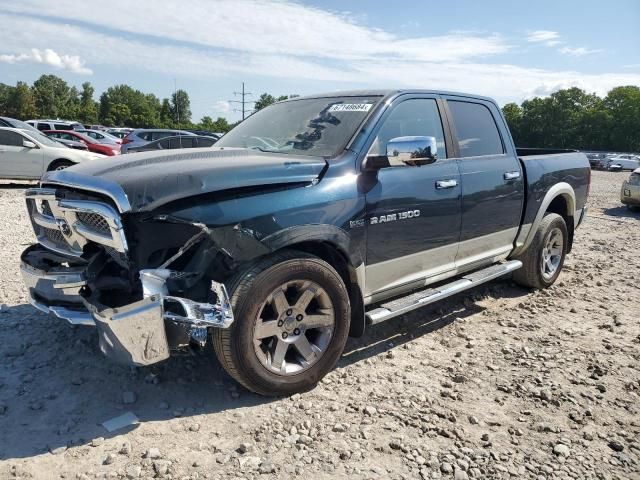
[386,136,437,166]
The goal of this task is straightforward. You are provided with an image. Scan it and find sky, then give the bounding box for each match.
[0,0,638,122]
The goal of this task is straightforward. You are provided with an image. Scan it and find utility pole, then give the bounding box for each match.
[229,82,254,120]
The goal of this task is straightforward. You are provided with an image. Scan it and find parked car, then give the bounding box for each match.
[26,119,84,131]
[605,154,640,171]
[106,128,134,139]
[120,129,195,153]
[127,135,217,152]
[620,167,640,211]
[586,152,608,169]
[44,130,120,156]
[0,127,102,179]
[185,129,222,139]
[19,89,590,396]
[76,129,122,145]
[51,138,89,151]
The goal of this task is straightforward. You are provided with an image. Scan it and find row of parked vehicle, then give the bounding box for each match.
[0,115,225,179]
[586,152,640,171]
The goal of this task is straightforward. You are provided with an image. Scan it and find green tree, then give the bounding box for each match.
[253,93,295,112]
[604,86,640,152]
[77,82,98,124]
[5,81,37,119]
[159,98,172,127]
[198,115,231,133]
[31,74,78,119]
[169,89,192,126]
[99,85,161,127]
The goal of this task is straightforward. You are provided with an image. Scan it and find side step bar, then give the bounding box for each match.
[365,260,522,325]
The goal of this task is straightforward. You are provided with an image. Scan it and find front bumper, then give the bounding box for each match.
[21,246,234,366]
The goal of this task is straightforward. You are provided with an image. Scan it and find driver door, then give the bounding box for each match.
[0,130,44,178]
[363,97,462,300]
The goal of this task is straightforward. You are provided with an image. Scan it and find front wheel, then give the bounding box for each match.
[513,213,568,289]
[211,251,351,396]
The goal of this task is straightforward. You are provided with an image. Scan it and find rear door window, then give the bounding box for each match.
[448,101,504,157]
[54,123,72,130]
[137,132,153,141]
[197,137,216,147]
[151,131,172,141]
[37,123,50,131]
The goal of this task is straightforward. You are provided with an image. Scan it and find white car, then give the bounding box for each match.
[606,154,640,171]
[0,127,104,180]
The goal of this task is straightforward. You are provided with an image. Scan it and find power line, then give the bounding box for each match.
[228,81,254,120]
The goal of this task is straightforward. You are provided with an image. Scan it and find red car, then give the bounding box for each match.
[44,130,121,156]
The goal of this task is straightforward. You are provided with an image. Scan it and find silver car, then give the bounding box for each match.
[77,129,122,145]
[121,129,195,153]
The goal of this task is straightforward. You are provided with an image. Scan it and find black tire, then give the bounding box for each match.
[211,250,351,396]
[513,213,568,289]
[48,160,74,171]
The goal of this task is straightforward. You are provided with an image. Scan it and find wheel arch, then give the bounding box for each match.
[46,158,75,171]
[513,182,576,256]
[261,225,366,338]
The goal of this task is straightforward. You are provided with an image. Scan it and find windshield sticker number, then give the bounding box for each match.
[328,103,373,113]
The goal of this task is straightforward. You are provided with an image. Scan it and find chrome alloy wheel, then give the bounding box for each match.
[253,280,335,375]
[540,227,563,280]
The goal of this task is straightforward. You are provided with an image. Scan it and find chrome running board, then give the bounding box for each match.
[365,260,522,325]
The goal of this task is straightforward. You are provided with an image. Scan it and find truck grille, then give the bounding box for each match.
[76,212,111,235]
[25,188,129,258]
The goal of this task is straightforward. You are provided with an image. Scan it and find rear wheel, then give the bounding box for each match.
[513,213,568,289]
[211,251,351,396]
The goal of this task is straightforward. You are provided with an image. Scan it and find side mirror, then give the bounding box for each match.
[23,140,37,148]
[386,136,437,167]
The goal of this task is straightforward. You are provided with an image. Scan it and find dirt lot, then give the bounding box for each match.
[0,170,638,480]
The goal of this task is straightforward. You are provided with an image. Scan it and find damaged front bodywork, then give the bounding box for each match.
[21,145,366,367]
[21,186,237,366]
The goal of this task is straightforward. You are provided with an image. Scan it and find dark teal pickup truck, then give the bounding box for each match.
[21,90,590,395]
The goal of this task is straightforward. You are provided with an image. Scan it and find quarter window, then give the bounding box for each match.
[448,101,504,157]
[369,98,447,158]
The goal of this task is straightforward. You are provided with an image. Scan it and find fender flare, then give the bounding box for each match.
[512,182,576,256]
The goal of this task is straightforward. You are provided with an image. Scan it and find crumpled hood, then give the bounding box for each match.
[42,147,326,212]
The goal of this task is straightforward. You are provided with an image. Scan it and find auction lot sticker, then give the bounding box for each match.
[328,103,373,112]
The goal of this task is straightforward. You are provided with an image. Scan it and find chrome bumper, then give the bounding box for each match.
[21,251,234,366]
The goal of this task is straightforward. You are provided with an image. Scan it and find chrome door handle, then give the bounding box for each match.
[435,179,458,189]
[503,171,521,181]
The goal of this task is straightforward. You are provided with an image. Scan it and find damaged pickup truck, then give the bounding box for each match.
[21,90,590,396]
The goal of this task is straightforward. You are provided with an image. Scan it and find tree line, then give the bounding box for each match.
[1,75,638,151]
[502,86,640,152]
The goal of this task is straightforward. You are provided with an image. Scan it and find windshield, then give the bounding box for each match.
[21,129,67,148]
[216,96,381,157]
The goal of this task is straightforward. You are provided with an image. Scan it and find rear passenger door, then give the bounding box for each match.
[444,98,524,270]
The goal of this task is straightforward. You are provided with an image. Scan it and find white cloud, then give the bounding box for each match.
[0,47,92,74]
[0,4,636,110]
[212,100,231,113]
[1,0,509,63]
[558,46,603,57]
[526,30,561,46]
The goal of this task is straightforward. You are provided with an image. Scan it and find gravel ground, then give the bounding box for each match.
[0,171,638,480]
